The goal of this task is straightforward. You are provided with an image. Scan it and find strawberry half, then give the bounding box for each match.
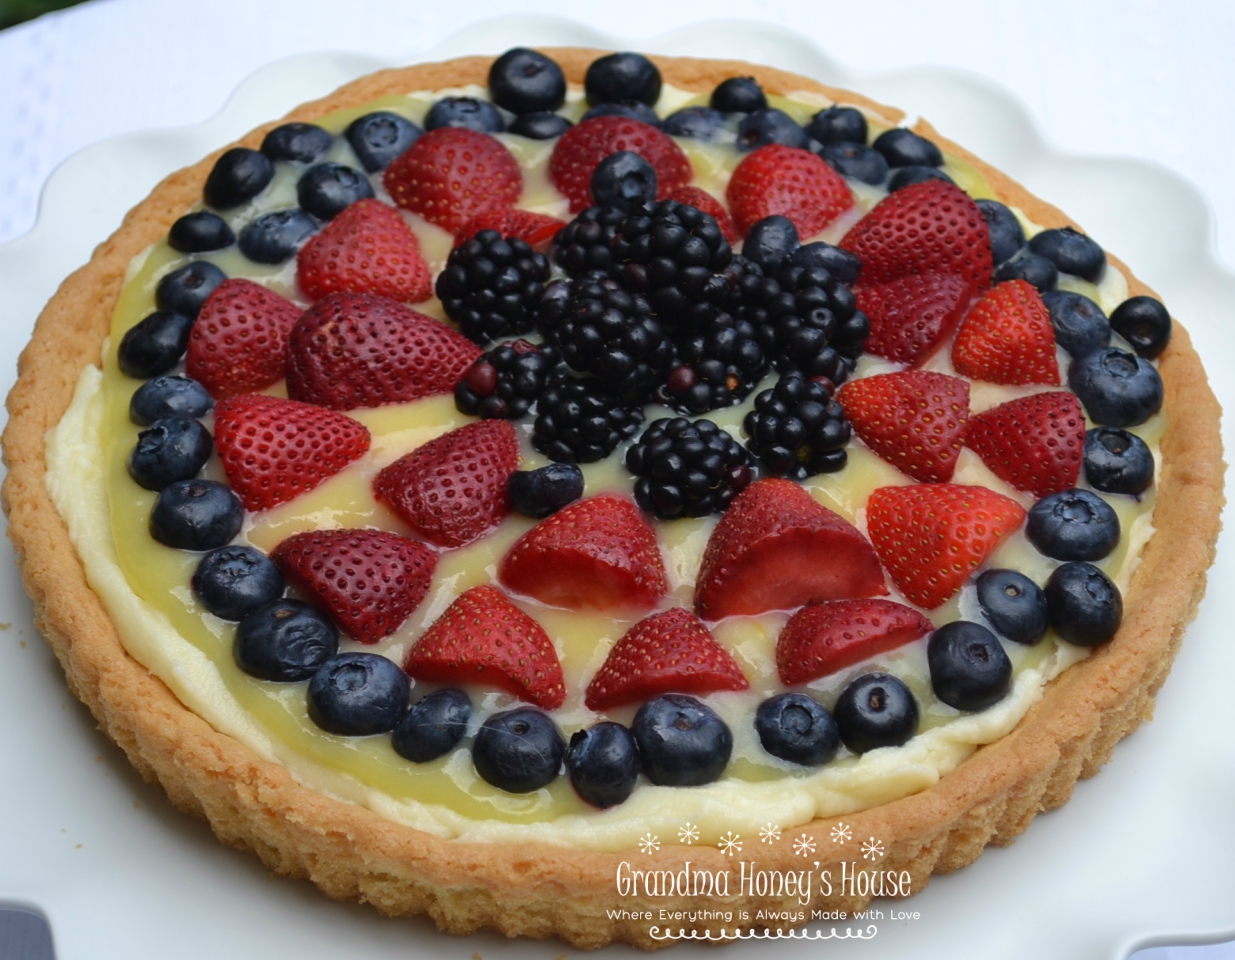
[856,272,971,366]
[668,185,738,243]
[776,599,934,685]
[454,209,566,250]
[951,279,1060,386]
[584,607,749,711]
[296,198,432,304]
[694,478,886,620]
[726,144,853,238]
[965,391,1086,498]
[373,420,519,549]
[404,585,565,710]
[837,371,970,483]
[498,494,668,612]
[214,394,372,511]
[865,483,1026,609]
[271,528,437,644]
[285,292,481,410]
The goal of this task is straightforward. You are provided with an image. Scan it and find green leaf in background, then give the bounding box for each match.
[0,0,89,30]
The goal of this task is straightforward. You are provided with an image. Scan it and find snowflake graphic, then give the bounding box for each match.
[759,822,782,844]
[861,837,886,861]
[639,833,660,855]
[677,822,699,845]
[830,822,852,845]
[717,831,743,857]
[792,834,817,858]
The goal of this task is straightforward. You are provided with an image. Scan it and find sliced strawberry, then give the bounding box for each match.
[498,494,667,612]
[837,371,970,483]
[965,391,1086,498]
[726,144,853,238]
[548,116,692,214]
[865,483,1026,609]
[296,198,432,303]
[668,185,738,243]
[271,528,437,644]
[856,272,971,366]
[776,599,934,685]
[214,394,371,511]
[404,585,565,710]
[454,209,566,250]
[584,607,749,711]
[285,291,481,410]
[951,279,1060,386]
[694,478,886,620]
[374,420,518,549]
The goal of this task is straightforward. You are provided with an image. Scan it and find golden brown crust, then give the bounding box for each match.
[2,50,1225,949]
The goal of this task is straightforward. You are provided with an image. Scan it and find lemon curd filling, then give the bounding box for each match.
[45,84,1163,850]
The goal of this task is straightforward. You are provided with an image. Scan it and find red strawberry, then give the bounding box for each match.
[951,279,1060,386]
[384,128,522,234]
[455,209,566,250]
[373,420,519,549]
[856,272,971,366]
[965,391,1086,498]
[271,528,437,644]
[776,599,933,685]
[865,483,1026,609]
[296,198,432,303]
[285,292,481,410]
[837,371,970,483]
[726,144,853,238]
[404,585,565,710]
[668,185,738,243]
[184,279,302,400]
[584,607,749,711]
[548,116,692,214]
[214,394,371,511]
[694,478,886,621]
[498,494,667,612]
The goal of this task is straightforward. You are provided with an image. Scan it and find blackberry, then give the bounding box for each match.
[454,340,560,420]
[743,374,850,479]
[625,417,752,519]
[659,311,768,413]
[551,206,625,277]
[533,376,644,463]
[436,230,550,344]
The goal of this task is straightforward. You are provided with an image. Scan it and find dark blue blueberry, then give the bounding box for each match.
[392,688,472,763]
[1068,347,1163,427]
[472,708,565,793]
[1083,428,1154,497]
[888,165,954,193]
[488,47,566,115]
[1029,227,1106,283]
[238,209,319,265]
[743,215,800,271]
[993,251,1058,292]
[260,122,333,164]
[129,375,214,425]
[127,416,212,491]
[805,106,868,146]
[755,693,839,766]
[1109,296,1172,359]
[507,463,585,519]
[736,108,808,152]
[508,111,572,140]
[833,673,918,754]
[565,721,640,808]
[711,77,767,114]
[192,544,285,621]
[590,151,657,213]
[662,106,726,140]
[975,199,1025,265]
[632,694,732,786]
[872,128,943,168]
[234,599,338,682]
[927,621,1012,712]
[580,100,662,128]
[1041,290,1111,358]
[819,142,889,185]
[425,96,504,134]
[168,211,235,253]
[345,111,422,173]
[117,311,193,378]
[203,147,274,209]
[791,241,862,285]
[155,260,226,318]
[296,162,374,221]
[1026,488,1121,562]
[585,52,662,107]
[1045,562,1123,646]
[975,569,1048,646]
[308,653,409,736]
[149,479,243,551]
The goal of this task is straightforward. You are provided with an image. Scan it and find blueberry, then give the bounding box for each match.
[127,416,213,491]
[565,721,640,808]
[488,47,566,115]
[1083,428,1154,496]
[1029,227,1106,283]
[888,165,954,193]
[129,375,214,425]
[1041,290,1111,358]
[307,653,409,736]
[1109,296,1172,359]
[149,479,243,551]
[296,162,374,221]
[392,688,472,763]
[345,111,422,173]
[580,100,662,128]
[234,599,338,682]
[975,569,1048,646]
[192,544,285,621]
[585,52,662,107]
[155,261,226,318]
[818,142,888,185]
[238,209,319,264]
[590,151,657,212]
[663,106,726,140]
[993,251,1058,293]
[168,211,235,253]
[425,96,505,134]
[711,77,767,113]
[743,215,800,271]
[632,694,732,786]
[203,147,274,209]
[472,708,565,793]
[1068,347,1163,427]
[736,108,809,152]
[508,111,572,140]
[832,673,918,754]
[791,241,862,285]
[117,311,193,378]
[1044,562,1123,646]
[927,621,1012,712]
[507,463,585,519]
[805,106,868,146]
[872,129,943,168]
[260,122,333,164]
[1026,488,1121,562]
[754,693,839,766]
[974,199,1025,266]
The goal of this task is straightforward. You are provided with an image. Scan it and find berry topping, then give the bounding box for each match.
[1044,562,1122,646]
[667,186,739,244]
[833,673,919,754]
[506,463,584,520]
[204,147,274,209]
[489,48,566,115]
[963,391,1086,498]
[565,722,640,809]
[820,142,889,186]
[804,106,868,146]
[425,96,505,134]
[129,376,214,425]
[975,569,1048,646]
[662,106,725,140]
[1068,347,1164,427]
[1041,289,1111,358]
[993,251,1059,292]
[711,76,767,113]
[585,52,662,106]
[1025,488,1121,562]
[127,417,213,491]
[149,480,244,551]
[454,340,559,420]
[551,207,626,276]
[790,241,863,286]
[726,144,853,238]
[742,215,800,271]
[307,653,410,736]
[887,166,954,193]
[871,129,943,168]
[192,545,285,622]
[549,116,691,214]
[436,230,550,343]
[755,693,839,766]
[345,111,422,173]
[632,694,732,787]
[745,374,851,480]
[626,417,752,519]
[1029,227,1106,283]
[234,599,338,683]
[472,708,566,793]
[736,108,809,152]
[581,100,663,128]
[260,122,333,164]
[856,272,970,366]
[296,162,375,220]
[455,209,566,249]
[665,311,769,413]
[1109,295,1172,359]
[590,151,659,212]
[156,261,227,318]
[532,374,645,464]
[952,279,1060,386]
[117,310,193,379]
[975,199,1026,266]
[508,111,572,140]
[1083,427,1154,496]
[927,621,1012,712]
[776,598,933,685]
[392,688,472,763]
[238,209,319,265]
[168,211,235,253]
